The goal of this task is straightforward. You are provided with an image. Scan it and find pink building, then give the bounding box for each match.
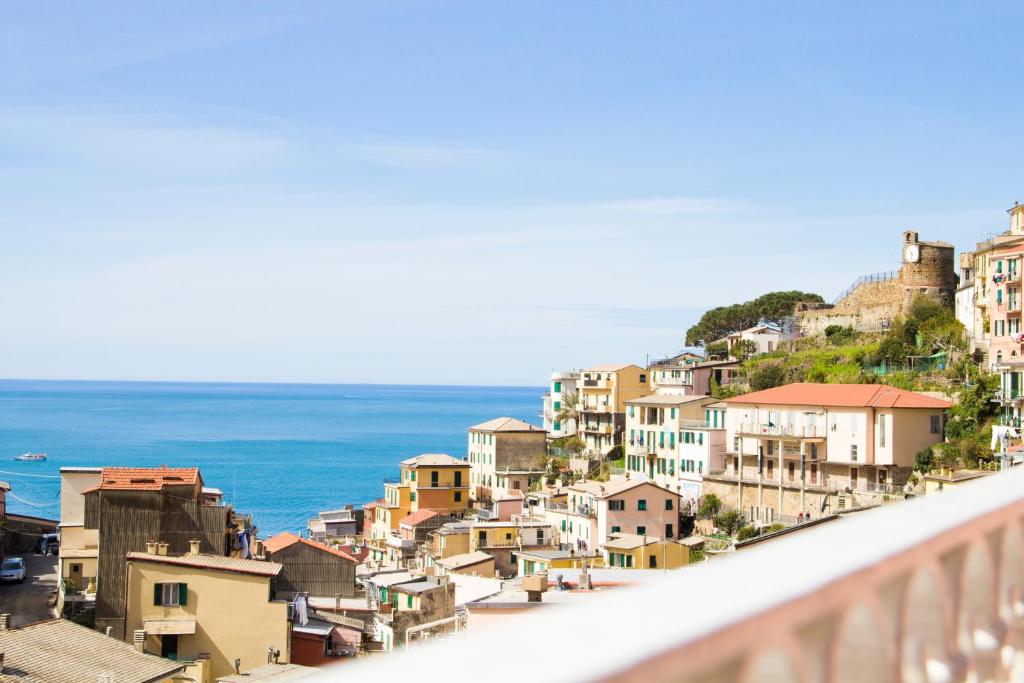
[547,478,681,550]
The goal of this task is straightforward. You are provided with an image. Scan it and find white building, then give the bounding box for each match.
[713,324,785,357]
[541,371,579,438]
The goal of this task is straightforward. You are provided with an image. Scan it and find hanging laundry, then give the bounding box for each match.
[292,593,309,626]
[238,528,252,559]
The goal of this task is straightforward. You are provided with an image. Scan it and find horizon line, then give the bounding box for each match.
[0,376,546,390]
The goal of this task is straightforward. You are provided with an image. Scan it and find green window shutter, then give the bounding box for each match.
[407,595,413,608]
[611,525,620,533]
[411,471,416,481]
[154,583,163,606]
[179,583,188,606]
[554,381,561,392]
[670,433,675,448]
[671,408,677,419]
[554,401,561,412]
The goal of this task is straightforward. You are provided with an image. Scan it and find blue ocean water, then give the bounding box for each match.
[0,380,542,534]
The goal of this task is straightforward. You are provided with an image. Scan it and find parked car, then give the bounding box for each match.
[0,557,26,583]
[38,533,58,556]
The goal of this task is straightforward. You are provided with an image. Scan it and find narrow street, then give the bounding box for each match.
[0,553,57,627]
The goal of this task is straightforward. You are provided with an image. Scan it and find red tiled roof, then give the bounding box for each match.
[82,467,202,493]
[263,532,358,563]
[398,509,441,527]
[725,383,951,409]
[335,544,370,563]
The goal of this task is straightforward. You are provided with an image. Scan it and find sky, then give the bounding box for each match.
[1,1,1023,386]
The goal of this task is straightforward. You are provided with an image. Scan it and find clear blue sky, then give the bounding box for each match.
[1,2,1022,385]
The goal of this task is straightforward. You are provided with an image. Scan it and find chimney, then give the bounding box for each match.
[0,614,10,631]
[145,541,157,555]
[234,659,241,675]
[133,630,146,653]
[189,539,201,555]
[105,627,113,637]
[157,543,169,556]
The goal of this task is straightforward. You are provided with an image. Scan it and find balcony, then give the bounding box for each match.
[582,403,611,414]
[737,423,826,439]
[350,466,1024,683]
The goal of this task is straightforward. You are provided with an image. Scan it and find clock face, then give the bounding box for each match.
[905,244,920,263]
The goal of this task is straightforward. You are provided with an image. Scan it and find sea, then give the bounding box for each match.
[0,379,542,535]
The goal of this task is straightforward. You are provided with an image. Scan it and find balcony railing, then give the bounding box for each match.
[738,423,826,438]
[345,466,1024,683]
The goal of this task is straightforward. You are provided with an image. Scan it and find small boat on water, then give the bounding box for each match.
[14,453,47,462]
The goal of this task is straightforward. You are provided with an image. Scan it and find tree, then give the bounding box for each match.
[715,510,745,536]
[685,291,824,346]
[824,325,859,346]
[733,339,759,360]
[705,340,729,359]
[749,363,787,391]
[698,493,722,519]
[554,391,582,432]
[914,447,934,474]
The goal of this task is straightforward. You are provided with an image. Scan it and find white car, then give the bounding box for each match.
[0,558,26,583]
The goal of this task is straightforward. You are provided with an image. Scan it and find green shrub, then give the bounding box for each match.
[736,525,759,541]
[715,510,745,536]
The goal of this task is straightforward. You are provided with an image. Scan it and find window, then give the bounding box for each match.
[629,406,635,417]
[554,381,562,393]
[626,555,634,568]
[670,432,676,448]
[637,526,646,535]
[454,491,462,502]
[611,525,620,533]
[637,499,647,511]
[407,595,413,608]
[431,471,439,487]
[878,414,887,447]
[665,499,673,511]
[154,582,187,607]
[659,432,665,448]
[411,471,416,482]
[608,499,625,511]
[553,401,561,412]
[639,374,647,383]
[850,445,858,461]
[553,421,561,431]
[649,554,658,568]
[410,491,417,502]
[930,415,941,434]
[665,523,674,538]
[671,408,677,419]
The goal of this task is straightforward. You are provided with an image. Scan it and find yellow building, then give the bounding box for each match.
[400,453,470,514]
[57,467,102,605]
[578,364,651,455]
[516,549,602,576]
[602,533,690,570]
[433,550,496,577]
[923,469,994,495]
[124,544,290,681]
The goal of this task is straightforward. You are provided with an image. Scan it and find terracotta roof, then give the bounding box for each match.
[263,532,358,562]
[469,417,545,432]
[400,453,467,467]
[569,477,676,499]
[725,383,952,409]
[399,509,441,527]
[126,551,282,577]
[0,619,184,682]
[83,466,202,493]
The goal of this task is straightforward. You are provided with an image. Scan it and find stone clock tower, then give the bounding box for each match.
[899,230,956,309]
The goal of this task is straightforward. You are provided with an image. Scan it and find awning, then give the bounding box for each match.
[144,618,197,635]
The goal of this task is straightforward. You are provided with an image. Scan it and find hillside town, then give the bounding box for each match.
[3,202,1024,681]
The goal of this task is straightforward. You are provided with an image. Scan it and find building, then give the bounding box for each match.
[796,230,956,337]
[67,466,243,639]
[124,545,290,680]
[367,575,459,650]
[425,521,471,569]
[372,454,470,543]
[56,466,101,605]
[922,469,994,495]
[516,548,600,576]
[468,417,547,502]
[712,324,786,357]
[263,532,358,599]
[0,616,185,682]
[602,533,690,570]
[548,478,681,551]
[433,550,496,577]
[469,518,556,576]
[577,364,650,456]
[542,371,580,438]
[702,383,951,524]
[306,506,363,543]
[623,394,723,497]
[647,355,741,396]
